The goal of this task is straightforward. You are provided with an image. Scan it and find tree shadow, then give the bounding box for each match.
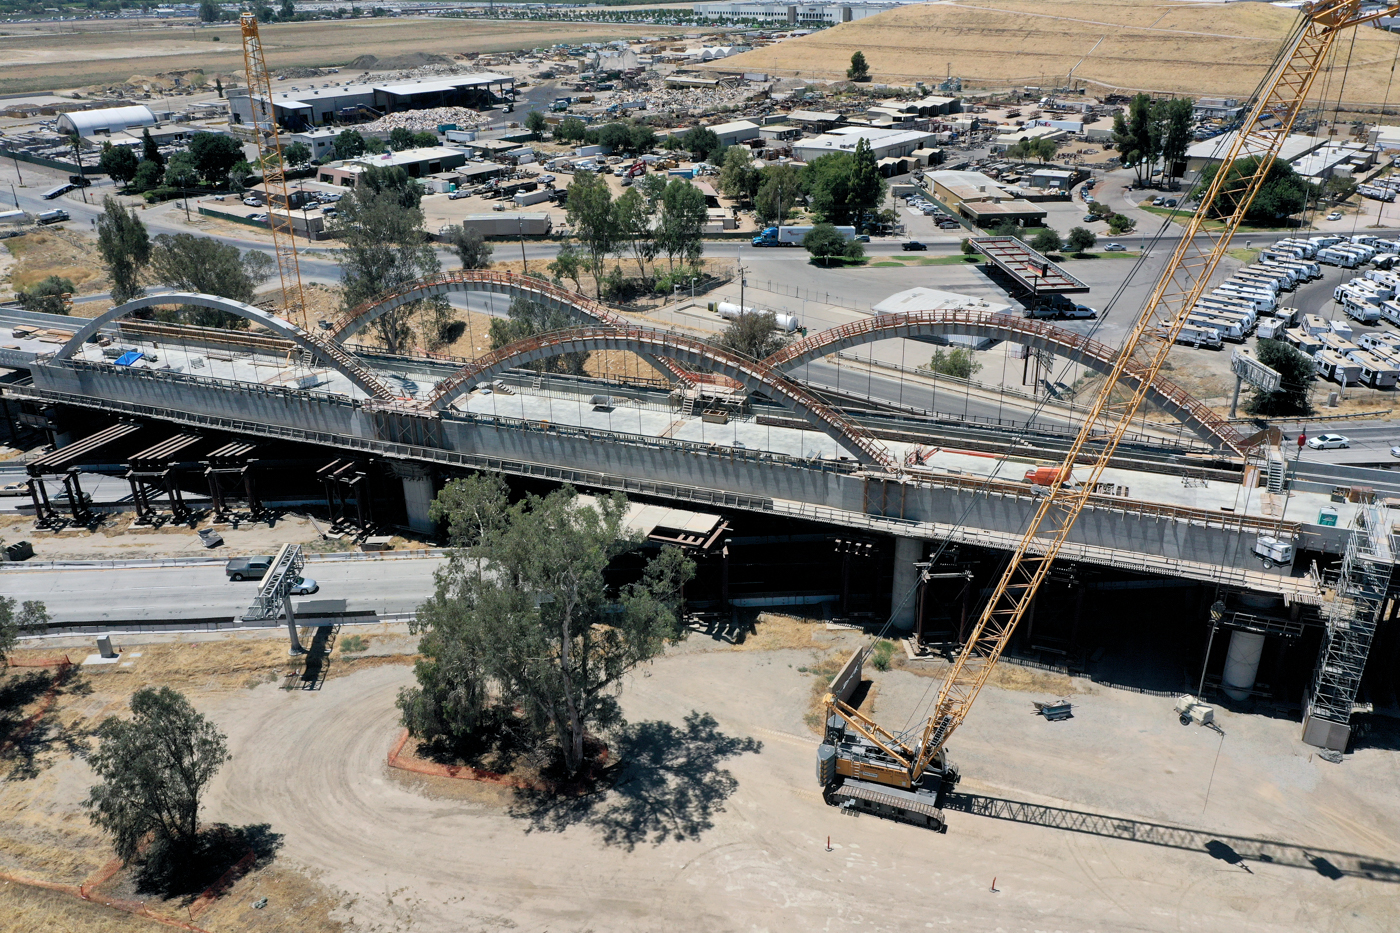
[135,822,284,900]
[0,667,93,782]
[509,711,762,850]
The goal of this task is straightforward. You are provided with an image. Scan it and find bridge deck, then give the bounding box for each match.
[971,236,1090,294]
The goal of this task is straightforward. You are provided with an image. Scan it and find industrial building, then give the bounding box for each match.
[56,104,157,139]
[792,125,936,163]
[229,73,515,130]
[315,146,470,186]
[707,119,762,146]
[924,169,1048,228]
[694,0,906,24]
[1184,130,1327,173]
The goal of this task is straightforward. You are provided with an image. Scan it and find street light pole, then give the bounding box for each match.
[519,215,527,273]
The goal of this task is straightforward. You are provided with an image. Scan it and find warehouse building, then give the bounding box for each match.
[56,104,157,139]
[316,146,469,186]
[229,73,514,130]
[925,169,1047,228]
[695,1,906,24]
[792,125,935,163]
[1185,130,1325,173]
[708,119,762,146]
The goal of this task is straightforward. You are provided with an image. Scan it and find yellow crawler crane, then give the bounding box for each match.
[240,13,309,329]
[818,0,1400,831]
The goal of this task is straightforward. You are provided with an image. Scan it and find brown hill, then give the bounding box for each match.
[709,0,1400,103]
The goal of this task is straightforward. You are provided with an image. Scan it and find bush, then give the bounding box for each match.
[142,186,185,203]
[871,640,894,672]
[926,347,981,379]
[340,634,368,654]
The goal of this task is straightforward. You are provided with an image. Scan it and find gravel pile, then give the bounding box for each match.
[360,107,489,135]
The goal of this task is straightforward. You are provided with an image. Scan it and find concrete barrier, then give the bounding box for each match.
[829,646,867,703]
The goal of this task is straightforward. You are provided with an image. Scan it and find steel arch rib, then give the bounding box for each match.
[424,326,894,467]
[53,292,396,400]
[329,270,630,341]
[764,310,1248,455]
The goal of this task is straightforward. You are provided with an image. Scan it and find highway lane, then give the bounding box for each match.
[2,558,443,622]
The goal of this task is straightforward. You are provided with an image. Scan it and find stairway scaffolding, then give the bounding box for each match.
[1265,449,1287,493]
[1304,503,1394,751]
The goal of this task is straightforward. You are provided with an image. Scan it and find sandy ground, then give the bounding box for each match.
[0,18,681,96]
[715,0,1400,100]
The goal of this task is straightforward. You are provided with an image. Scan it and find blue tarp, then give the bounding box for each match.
[113,350,143,366]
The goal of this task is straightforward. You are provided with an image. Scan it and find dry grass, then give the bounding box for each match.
[0,18,675,96]
[1,230,110,296]
[0,883,169,933]
[187,864,345,933]
[712,0,1400,100]
[894,653,1081,696]
[801,652,847,732]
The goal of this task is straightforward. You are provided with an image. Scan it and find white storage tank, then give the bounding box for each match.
[709,301,799,332]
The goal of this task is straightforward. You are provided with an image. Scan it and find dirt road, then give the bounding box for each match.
[200,643,1400,933]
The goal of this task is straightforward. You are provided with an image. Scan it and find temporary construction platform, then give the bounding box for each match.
[970,236,1090,295]
[25,421,145,525]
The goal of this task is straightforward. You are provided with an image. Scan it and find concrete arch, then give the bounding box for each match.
[425,326,894,467]
[54,292,396,400]
[328,270,630,343]
[765,310,1249,454]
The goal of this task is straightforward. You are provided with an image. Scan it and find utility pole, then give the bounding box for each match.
[519,214,527,273]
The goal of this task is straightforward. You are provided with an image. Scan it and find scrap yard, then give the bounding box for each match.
[2,1,1400,932]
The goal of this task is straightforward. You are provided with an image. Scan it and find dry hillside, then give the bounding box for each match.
[711,0,1400,102]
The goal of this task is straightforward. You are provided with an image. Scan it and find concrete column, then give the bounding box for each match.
[1222,630,1266,701]
[889,536,922,634]
[284,590,305,656]
[391,461,435,534]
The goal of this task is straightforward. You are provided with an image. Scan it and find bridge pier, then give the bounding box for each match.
[890,536,922,633]
[391,460,436,534]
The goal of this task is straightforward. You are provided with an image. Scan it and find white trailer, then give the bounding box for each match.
[1347,350,1400,389]
[1187,313,1245,341]
[1167,322,1223,349]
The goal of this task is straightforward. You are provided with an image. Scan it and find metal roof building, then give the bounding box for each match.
[56,105,157,139]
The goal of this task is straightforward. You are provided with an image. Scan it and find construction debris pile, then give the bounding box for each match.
[360,106,489,135]
[619,76,765,117]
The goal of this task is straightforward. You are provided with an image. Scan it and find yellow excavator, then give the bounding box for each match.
[818,0,1399,831]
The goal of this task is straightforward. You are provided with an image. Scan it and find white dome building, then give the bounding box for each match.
[56,105,157,139]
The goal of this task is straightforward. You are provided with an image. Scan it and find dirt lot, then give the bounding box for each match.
[716,0,1400,100]
[0,18,675,97]
[0,228,110,302]
[3,612,1395,933]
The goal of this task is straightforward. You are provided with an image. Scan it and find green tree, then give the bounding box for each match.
[332,169,443,353]
[548,239,585,292]
[95,196,150,305]
[847,137,883,225]
[84,687,229,873]
[524,109,548,139]
[444,224,493,270]
[141,127,165,167]
[1030,135,1058,163]
[754,163,798,226]
[402,484,694,775]
[680,125,721,163]
[804,144,885,226]
[0,596,50,667]
[148,233,255,327]
[1160,97,1194,181]
[488,298,590,375]
[188,132,244,187]
[163,150,200,191]
[228,160,255,192]
[926,347,981,379]
[283,140,311,167]
[389,127,416,151]
[960,237,976,255]
[279,0,294,18]
[658,177,707,271]
[718,142,755,201]
[1193,156,1312,223]
[1246,339,1314,416]
[712,311,787,359]
[215,76,223,99]
[611,186,658,285]
[565,171,616,297]
[803,223,855,266]
[363,135,387,155]
[198,0,218,21]
[333,129,367,160]
[98,144,139,187]
[1112,92,1157,187]
[847,50,870,82]
[627,123,655,155]
[131,159,163,192]
[1324,175,1358,202]
[1031,228,1063,253]
[1107,212,1136,234]
[1066,226,1097,253]
[410,131,438,148]
[17,275,75,315]
[555,117,588,143]
[241,249,277,286]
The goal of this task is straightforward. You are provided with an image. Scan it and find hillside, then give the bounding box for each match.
[708,0,1400,103]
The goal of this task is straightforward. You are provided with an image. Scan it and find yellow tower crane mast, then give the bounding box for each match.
[240,13,309,329]
[819,0,1400,831]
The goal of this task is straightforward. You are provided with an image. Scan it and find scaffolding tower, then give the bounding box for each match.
[1304,502,1394,751]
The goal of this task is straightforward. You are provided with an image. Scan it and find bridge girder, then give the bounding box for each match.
[423,325,895,467]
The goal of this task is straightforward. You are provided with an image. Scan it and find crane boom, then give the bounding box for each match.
[821,0,1399,827]
[240,13,309,329]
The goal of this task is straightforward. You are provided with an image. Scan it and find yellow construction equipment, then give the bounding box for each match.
[240,13,309,329]
[818,0,1399,831]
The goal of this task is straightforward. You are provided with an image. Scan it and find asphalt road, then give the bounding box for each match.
[3,558,442,622]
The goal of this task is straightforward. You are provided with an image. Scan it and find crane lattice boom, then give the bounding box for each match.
[240,13,308,328]
[824,0,1400,811]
